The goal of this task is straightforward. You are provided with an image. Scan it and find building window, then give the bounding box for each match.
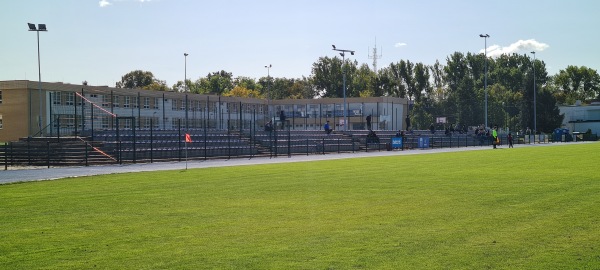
[113,95,120,108]
[0,114,3,129]
[172,99,178,111]
[154,97,160,109]
[0,90,2,104]
[180,100,186,111]
[144,117,152,129]
[90,94,98,98]
[123,119,131,129]
[144,97,150,109]
[66,93,74,106]
[65,115,75,128]
[53,92,62,105]
[102,95,110,107]
[123,96,130,108]
[101,116,109,129]
[132,96,139,109]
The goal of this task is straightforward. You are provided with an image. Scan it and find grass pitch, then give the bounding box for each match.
[1,143,599,269]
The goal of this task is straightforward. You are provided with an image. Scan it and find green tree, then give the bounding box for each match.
[352,64,376,98]
[223,85,262,98]
[552,66,600,104]
[193,70,234,95]
[143,80,170,91]
[536,87,564,133]
[311,56,342,98]
[430,60,446,102]
[288,77,315,99]
[387,62,404,98]
[399,60,415,99]
[444,52,478,126]
[116,70,156,89]
[310,56,358,98]
[234,76,259,90]
[270,78,294,100]
[374,67,395,97]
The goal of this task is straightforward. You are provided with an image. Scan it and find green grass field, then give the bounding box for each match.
[1,143,599,269]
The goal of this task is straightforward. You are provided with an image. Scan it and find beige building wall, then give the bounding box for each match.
[0,80,408,142]
[0,81,35,141]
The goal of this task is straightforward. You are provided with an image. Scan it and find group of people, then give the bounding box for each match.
[265,112,518,149]
[264,110,287,132]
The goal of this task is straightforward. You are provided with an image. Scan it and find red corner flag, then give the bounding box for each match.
[185,133,192,143]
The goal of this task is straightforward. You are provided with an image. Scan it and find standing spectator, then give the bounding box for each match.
[405,115,411,131]
[279,110,286,130]
[508,133,514,148]
[492,125,499,149]
[430,123,436,134]
[366,115,372,130]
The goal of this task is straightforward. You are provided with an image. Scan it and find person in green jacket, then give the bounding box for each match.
[492,125,499,149]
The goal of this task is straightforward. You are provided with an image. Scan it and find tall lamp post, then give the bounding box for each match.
[332,45,355,131]
[265,64,272,120]
[28,23,47,136]
[184,53,189,92]
[530,51,537,134]
[184,53,189,129]
[479,34,490,128]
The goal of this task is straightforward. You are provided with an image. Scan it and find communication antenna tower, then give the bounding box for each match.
[368,37,383,73]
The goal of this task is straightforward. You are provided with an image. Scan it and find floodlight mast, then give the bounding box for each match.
[479,34,490,128]
[332,45,355,131]
[531,51,537,135]
[265,64,272,120]
[184,53,189,129]
[28,23,47,136]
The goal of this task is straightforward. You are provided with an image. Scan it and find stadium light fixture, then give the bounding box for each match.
[480,33,490,128]
[332,45,355,131]
[265,64,272,120]
[531,51,537,134]
[28,23,47,136]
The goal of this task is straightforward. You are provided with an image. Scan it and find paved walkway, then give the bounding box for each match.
[0,142,584,185]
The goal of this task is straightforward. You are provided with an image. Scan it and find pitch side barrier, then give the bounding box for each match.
[1,127,563,170]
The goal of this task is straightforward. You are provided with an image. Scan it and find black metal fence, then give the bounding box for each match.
[2,129,568,170]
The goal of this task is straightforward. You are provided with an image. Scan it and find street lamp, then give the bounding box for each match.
[184,53,189,92]
[332,44,355,131]
[531,51,537,134]
[184,53,189,130]
[265,64,272,120]
[479,34,490,128]
[28,23,47,136]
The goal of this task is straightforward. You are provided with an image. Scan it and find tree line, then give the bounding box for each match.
[115,52,600,133]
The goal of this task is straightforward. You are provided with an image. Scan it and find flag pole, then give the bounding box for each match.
[185,140,188,170]
[185,133,192,170]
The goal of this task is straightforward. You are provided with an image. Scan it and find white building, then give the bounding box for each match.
[558,100,600,135]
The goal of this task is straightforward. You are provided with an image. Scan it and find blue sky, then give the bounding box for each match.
[1,0,598,87]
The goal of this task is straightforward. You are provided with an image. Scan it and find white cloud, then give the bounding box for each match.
[99,0,112,7]
[394,42,407,48]
[100,0,153,7]
[481,39,549,57]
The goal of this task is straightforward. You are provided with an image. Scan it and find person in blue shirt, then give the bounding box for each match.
[324,121,333,134]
